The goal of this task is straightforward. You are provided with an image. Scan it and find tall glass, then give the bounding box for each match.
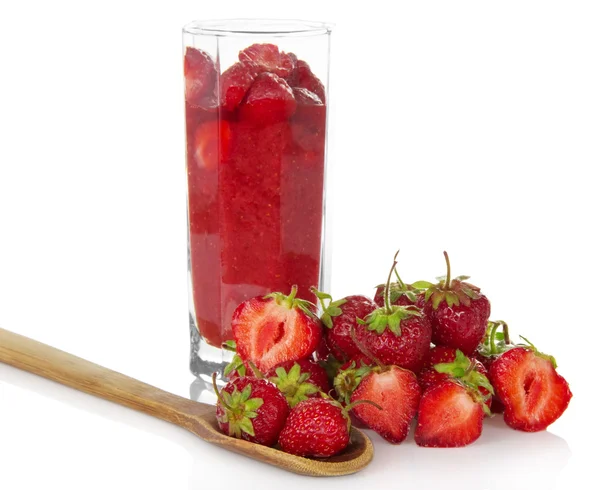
[182,20,332,382]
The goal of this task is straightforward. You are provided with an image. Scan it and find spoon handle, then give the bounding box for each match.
[0,328,213,433]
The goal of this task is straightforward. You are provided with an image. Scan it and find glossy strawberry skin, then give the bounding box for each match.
[489,347,572,432]
[474,351,505,413]
[418,346,492,409]
[325,295,377,361]
[354,314,432,373]
[266,358,331,394]
[278,398,350,457]
[293,60,326,103]
[425,295,490,356]
[351,366,421,444]
[216,377,289,447]
[232,296,322,372]
[415,380,484,447]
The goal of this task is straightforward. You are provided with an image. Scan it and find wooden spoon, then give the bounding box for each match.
[0,328,373,476]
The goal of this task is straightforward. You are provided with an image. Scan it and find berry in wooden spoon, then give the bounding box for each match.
[232,286,322,372]
[213,373,289,447]
[423,251,491,355]
[489,337,572,432]
[278,397,379,457]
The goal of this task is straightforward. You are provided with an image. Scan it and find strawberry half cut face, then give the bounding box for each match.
[490,347,572,432]
[231,286,322,372]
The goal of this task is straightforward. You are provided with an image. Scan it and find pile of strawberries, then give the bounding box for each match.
[212,251,572,457]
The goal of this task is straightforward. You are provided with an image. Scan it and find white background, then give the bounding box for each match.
[0,1,598,489]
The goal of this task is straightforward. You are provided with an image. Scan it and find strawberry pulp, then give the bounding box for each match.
[184,45,327,347]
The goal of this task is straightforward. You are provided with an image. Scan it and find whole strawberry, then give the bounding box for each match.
[266,359,330,407]
[423,251,491,355]
[312,288,377,362]
[278,397,373,457]
[213,374,289,447]
[489,337,572,432]
[354,253,432,373]
[232,285,323,372]
[351,365,421,444]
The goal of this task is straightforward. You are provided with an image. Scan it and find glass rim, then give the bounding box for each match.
[182,18,333,37]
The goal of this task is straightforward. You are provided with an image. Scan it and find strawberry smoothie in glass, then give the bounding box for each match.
[182,20,332,381]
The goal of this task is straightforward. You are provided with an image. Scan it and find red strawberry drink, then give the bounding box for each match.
[183,21,332,377]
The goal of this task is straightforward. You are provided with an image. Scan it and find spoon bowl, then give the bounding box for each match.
[0,328,373,476]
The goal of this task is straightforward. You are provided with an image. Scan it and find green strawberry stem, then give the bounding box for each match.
[384,250,400,313]
[212,372,233,411]
[488,320,511,354]
[393,267,406,289]
[443,251,451,289]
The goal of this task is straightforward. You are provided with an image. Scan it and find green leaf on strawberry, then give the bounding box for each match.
[268,362,321,407]
[264,285,318,319]
[310,287,348,329]
[425,253,483,310]
[213,375,264,438]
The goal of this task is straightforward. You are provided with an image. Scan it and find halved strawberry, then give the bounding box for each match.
[415,380,484,447]
[239,43,295,78]
[231,286,322,372]
[219,61,259,111]
[238,72,297,125]
[489,342,572,432]
[350,366,421,444]
[192,120,231,170]
[184,47,217,106]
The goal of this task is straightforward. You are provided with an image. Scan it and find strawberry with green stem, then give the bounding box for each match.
[266,359,330,407]
[311,287,377,362]
[373,253,429,307]
[489,335,572,432]
[212,373,289,447]
[423,251,491,355]
[354,253,432,373]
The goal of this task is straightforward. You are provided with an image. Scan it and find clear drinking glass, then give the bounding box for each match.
[182,19,333,382]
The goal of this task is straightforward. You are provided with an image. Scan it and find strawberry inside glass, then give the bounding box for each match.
[184,43,327,348]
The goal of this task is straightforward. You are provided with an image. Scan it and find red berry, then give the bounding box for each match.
[415,380,484,448]
[278,398,351,457]
[232,286,322,372]
[184,47,217,106]
[424,252,491,355]
[219,61,259,111]
[351,366,421,444]
[238,72,297,125]
[266,359,330,407]
[239,43,295,78]
[215,377,289,447]
[293,60,326,104]
[489,346,572,432]
[314,291,377,361]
